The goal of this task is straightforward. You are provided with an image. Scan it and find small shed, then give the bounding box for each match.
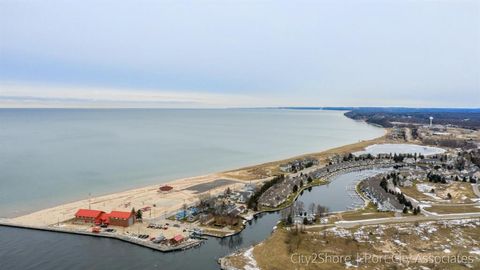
[171,234,184,244]
[159,185,173,192]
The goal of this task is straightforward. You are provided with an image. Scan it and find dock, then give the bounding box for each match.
[0,221,203,252]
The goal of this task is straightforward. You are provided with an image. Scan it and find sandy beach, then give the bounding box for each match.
[8,128,389,227]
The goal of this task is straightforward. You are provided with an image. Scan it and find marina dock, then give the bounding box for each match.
[0,221,203,252]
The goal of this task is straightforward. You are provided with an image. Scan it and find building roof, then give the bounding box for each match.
[75,209,104,218]
[109,211,133,220]
[172,235,184,242]
[159,185,173,191]
[98,213,110,223]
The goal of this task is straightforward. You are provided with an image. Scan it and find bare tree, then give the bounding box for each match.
[295,201,304,215]
[280,206,291,222]
[316,205,329,217]
[198,193,212,208]
[308,203,316,214]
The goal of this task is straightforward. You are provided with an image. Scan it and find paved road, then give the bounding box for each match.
[306,212,480,229]
[404,127,413,142]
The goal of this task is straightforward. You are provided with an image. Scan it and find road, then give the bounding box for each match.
[306,212,480,229]
[404,127,413,142]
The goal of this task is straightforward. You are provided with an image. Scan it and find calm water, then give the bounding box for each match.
[0,109,384,270]
[0,109,383,217]
[0,169,385,270]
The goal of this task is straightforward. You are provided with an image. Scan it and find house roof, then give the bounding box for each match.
[98,213,110,222]
[109,211,133,219]
[75,209,104,218]
[172,235,184,242]
[159,185,173,191]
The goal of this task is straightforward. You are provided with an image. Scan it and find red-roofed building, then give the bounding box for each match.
[74,209,135,227]
[109,211,135,227]
[171,234,184,244]
[159,185,173,192]
[98,213,110,225]
[74,209,105,224]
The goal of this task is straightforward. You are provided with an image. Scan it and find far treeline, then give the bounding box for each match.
[277,107,480,129]
[342,108,480,129]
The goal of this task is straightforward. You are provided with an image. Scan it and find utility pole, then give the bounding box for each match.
[88,192,91,210]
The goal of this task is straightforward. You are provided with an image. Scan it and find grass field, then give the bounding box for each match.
[401,181,477,204]
[337,203,396,221]
[244,219,480,269]
[424,204,480,214]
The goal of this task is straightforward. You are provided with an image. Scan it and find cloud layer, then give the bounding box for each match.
[0,1,479,107]
[0,83,273,108]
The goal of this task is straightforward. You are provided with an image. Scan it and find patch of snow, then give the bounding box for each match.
[470,248,480,255]
[443,249,451,253]
[328,227,352,238]
[417,184,434,193]
[393,239,407,247]
[354,144,445,156]
[243,247,259,270]
[345,261,358,268]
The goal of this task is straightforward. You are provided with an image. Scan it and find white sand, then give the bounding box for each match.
[9,173,264,227]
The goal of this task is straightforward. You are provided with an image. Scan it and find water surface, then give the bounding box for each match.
[0,168,385,270]
[0,109,383,217]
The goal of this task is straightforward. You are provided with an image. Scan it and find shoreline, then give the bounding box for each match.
[5,126,390,228]
[2,128,388,220]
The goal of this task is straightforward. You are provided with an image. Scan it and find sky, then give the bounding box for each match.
[0,0,479,108]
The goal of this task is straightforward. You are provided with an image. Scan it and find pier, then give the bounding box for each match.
[0,221,203,252]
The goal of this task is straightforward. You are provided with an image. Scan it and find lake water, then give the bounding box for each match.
[0,168,387,270]
[0,109,383,217]
[0,109,385,270]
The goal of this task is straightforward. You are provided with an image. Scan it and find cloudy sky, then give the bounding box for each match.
[0,0,479,108]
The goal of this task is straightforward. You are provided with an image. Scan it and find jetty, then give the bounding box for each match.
[0,221,203,252]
